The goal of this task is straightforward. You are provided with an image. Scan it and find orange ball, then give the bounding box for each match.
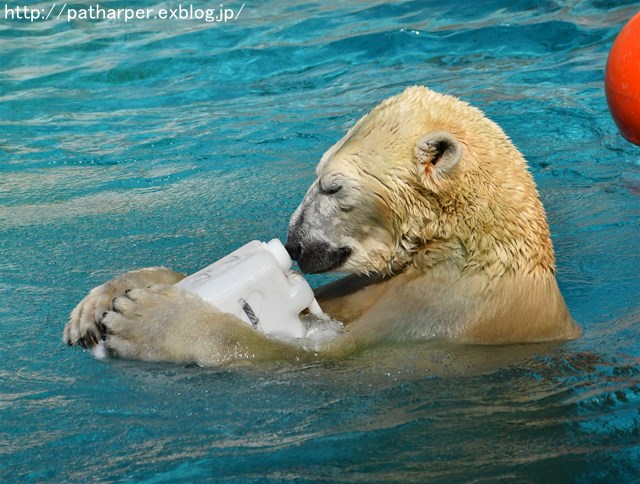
[605,12,640,145]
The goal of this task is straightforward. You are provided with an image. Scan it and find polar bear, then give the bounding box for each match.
[63,86,582,365]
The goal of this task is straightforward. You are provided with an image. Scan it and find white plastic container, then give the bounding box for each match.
[175,239,325,339]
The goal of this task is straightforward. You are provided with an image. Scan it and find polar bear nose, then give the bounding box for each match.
[284,238,352,274]
[285,240,301,261]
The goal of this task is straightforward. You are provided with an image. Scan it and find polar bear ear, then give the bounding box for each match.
[414,131,462,181]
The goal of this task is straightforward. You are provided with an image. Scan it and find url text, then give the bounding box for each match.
[2,3,245,23]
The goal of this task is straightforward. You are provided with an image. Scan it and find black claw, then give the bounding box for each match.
[97,321,110,339]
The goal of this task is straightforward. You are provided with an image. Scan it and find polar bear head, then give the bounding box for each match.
[286,86,555,279]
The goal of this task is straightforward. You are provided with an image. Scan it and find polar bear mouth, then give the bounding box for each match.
[285,241,352,274]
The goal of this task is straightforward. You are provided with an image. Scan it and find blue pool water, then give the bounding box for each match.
[2,0,640,481]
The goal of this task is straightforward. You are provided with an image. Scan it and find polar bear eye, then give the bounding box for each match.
[319,178,342,195]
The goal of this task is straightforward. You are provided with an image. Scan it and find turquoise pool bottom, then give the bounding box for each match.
[5,338,640,481]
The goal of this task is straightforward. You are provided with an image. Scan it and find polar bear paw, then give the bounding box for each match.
[98,284,180,360]
[63,267,185,349]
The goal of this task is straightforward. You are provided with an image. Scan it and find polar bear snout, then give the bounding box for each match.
[286,179,354,273]
[285,237,352,274]
[284,239,302,261]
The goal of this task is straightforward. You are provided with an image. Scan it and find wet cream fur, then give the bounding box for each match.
[63,87,581,365]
